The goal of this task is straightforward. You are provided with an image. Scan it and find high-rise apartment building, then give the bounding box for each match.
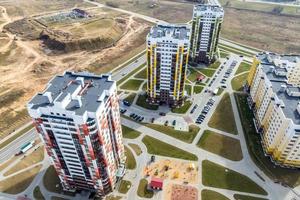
[146,24,190,106]
[246,53,300,168]
[27,71,125,197]
[189,4,224,64]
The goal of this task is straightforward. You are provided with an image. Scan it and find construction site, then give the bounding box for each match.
[0,2,151,138]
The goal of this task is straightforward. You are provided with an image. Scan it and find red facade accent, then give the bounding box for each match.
[82,124,89,136]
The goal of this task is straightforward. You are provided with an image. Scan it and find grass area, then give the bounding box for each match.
[117,63,146,86]
[235,62,252,75]
[208,93,238,135]
[209,61,221,69]
[199,68,216,77]
[0,157,15,172]
[185,84,192,95]
[112,50,146,74]
[142,82,147,91]
[120,79,144,91]
[122,125,141,139]
[43,166,76,197]
[234,93,300,187]
[105,196,122,200]
[188,68,203,82]
[136,94,159,110]
[220,44,254,57]
[123,93,136,104]
[118,180,131,194]
[4,146,44,176]
[43,166,64,194]
[0,124,33,149]
[194,86,204,94]
[220,51,230,58]
[0,164,42,194]
[217,87,224,96]
[145,124,200,144]
[33,186,45,200]
[134,68,147,79]
[202,189,230,200]
[196,130,243,161]
[231,73,249,91]
[129,143,142,156]
[125,146,136,169]
[137,178,154,198]
[171,100,192,114]
[234,194,268,200]
[219,45,253,57]
[142,135,198,161]
[202,160,267,195]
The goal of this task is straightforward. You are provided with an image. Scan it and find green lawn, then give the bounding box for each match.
[142,135,198,160]
[34,186,45,200]
[234,194,268,200]
[124,93,136,104]
[118,180,131,194]
[208,93,238,135]
[234,93,300,187]
[231,73,249,91]
[194,86,204,94]
[142,82,147,91]
[125,146,136,169]
[136,94,159,110]
[122,125,141,139]
[120,79,144,91]
[185,84,192,95]
[235,62,252,75]
[134,68,147,79]
[217,87,224,96]
[171,100,192,114]
[145,124,200,144]
[220,51,230,58]
[202,189,230,200]
[199,68,216,77]
[117,63,146,85]
[209,61,221,69]
[128,143,142,155]
[202,160,267,195]
[188,68,203,82]
[219,45,253,57]
[197,130,243,161]
[137,179,154,198]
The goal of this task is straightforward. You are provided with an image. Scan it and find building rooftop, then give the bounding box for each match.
[193,3,224,14]
[28,71,114,115]
[258,53,300,125]
[148,23,190,41]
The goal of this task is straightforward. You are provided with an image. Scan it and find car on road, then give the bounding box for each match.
[221,85,227,88]
[159,112,166,116]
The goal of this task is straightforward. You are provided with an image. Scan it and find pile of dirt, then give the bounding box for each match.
[4,16,127,53]
[40,30,117,53]
[4,18,44,40]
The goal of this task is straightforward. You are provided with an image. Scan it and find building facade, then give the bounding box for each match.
[246,53,300,168]
[146,24,190,107]
[27,71,125,197]
[189,4,224,64]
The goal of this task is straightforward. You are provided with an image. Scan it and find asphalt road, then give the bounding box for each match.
[0,53,147,163]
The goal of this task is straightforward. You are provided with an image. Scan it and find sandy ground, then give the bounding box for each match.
[144,159,199,184]
[0,3,150,138]
[164,184,198,200]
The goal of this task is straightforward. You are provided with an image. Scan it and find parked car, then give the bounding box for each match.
[123,100,131,106]
[172,120,176,126]
[164,121,169,126]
